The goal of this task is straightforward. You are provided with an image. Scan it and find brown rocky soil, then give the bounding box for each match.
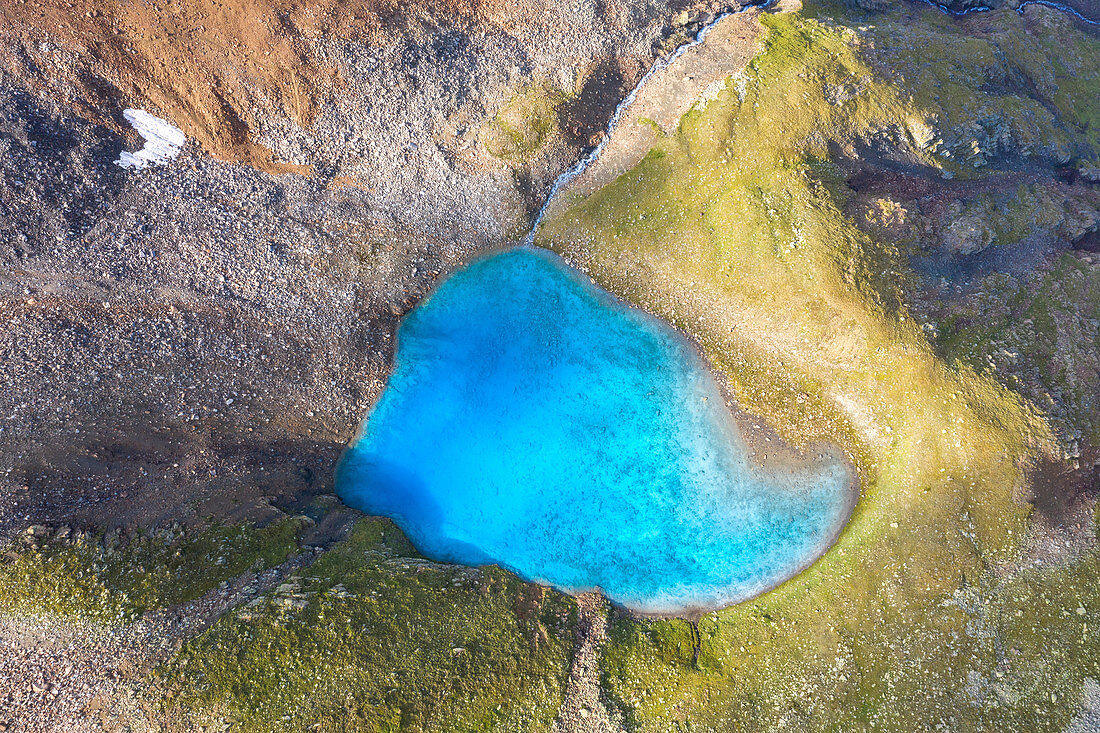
[0,0,737,242]
[0,0,770,539]
[0,0,518,171]
[0,63,453,539]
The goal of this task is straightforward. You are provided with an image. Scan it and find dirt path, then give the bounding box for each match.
[553,593,626,733]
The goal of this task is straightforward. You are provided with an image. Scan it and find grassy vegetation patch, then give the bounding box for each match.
[602,535,1100,731]
[162,519,577,732]
[0,519,304,624]
[932,253,1100,447]
[483,84,565,163]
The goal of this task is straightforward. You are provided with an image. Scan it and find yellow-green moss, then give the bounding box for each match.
[536,9,1092,730]
[603,538,1100,731]
[865,3,1100,168]
[0,519,304,624]
[483,84,564,163]
[162,519,577,732]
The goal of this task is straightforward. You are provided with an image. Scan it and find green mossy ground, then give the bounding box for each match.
[1,516,577,731]
[540,7,1099,731]
[160,519,577,732]
[483,84,565,164]
[602,534,1100,731]
[933,253,1100,448]
[0,519,304,623]
[863,3,1100,170]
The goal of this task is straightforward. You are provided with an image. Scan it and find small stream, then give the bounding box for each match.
[918,0,1099,24]
[525,0,773,245]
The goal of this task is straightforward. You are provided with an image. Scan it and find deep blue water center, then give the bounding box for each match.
[337,248,855,614]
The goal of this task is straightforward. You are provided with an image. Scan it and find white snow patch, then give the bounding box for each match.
[115,109,185,169]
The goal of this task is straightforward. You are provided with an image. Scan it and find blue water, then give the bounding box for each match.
[337,248,855,614]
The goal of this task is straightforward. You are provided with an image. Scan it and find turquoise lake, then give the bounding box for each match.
[336,247,856,614]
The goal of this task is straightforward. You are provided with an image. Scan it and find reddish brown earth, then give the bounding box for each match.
[0,0,549,173]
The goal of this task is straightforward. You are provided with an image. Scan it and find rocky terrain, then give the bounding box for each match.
[0,0,1098,730]
[0,0,740,240]
[0,0,756,538]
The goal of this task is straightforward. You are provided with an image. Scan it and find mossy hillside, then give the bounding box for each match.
[0,519,304,624]
[843,6,1100,257]
[934,183,1100,254]
[603,525,1100,731]
[163,518,577,732]
[537,9,1096,730]
[864,4,1100,170]
[933,253,1100,448]
[544,9,1044,559]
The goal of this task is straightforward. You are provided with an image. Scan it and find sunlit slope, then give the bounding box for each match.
[540,9,1100,730]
